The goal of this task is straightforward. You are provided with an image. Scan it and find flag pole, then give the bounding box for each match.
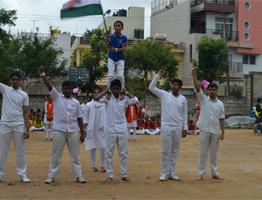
[100,0,109,36]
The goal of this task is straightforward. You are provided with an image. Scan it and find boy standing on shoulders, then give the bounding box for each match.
[149,70,188,181]
[95,79,138,182]
[192,67,225,181]
[0,72,30,183]
[106,21,127,91]
[38,66,86,184]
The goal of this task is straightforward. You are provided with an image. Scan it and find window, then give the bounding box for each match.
[244,21,250,29]
[244,2,251,10]
[244,32,250,41]
[243,55,248,64]
[243,55,256,65]
[250,55,256,65]
[190,44,192,59]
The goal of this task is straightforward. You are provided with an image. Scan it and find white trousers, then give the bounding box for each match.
[145,128,160,135]
[160,125,182,178]
[45,124,53,139]
[127,127,136,140]
[0,122,27,179]
[107,58,125,91]
[198,131,220,176]
[105,131,128,178]
[90,148,105,168]
[48,130,82,178]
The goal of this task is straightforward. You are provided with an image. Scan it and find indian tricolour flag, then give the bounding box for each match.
[61,0,103,19]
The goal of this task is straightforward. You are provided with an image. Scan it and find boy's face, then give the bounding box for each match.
[37,110,40,113]
[83,98,88,104]
[114,22,123,33]
[48,96,52,101]
[207,87,218,98]
[111,85,121,97]
[62,86,73,98]
[93,90,100,99]
[171,82,181,94]
[9,75,21,89]
[189,122,193,125]
[30,110,34,114]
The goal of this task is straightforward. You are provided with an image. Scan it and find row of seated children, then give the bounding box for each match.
[30,108,44,121]
[29,115,44,132]
[139,116,161,135]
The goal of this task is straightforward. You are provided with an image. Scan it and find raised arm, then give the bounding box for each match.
[38,66,53,92]
[149,70,165,98]
[192,67,201,93]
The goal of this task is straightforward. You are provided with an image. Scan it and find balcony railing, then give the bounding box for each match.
[191,0,235,7]
[229,62,243,73]
[80,37,92,45]
[189,28,239,41]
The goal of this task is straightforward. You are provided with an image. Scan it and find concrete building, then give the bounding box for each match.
[151,0,262,95]
[97,7,145,39]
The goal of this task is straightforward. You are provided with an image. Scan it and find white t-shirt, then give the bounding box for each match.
[0,83,29,122]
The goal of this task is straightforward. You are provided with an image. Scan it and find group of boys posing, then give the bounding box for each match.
[0,20,225,183]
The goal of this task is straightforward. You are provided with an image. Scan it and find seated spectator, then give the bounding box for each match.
[34,117,44,131]
[254,113,262,136]
[188,120,197,135]
[33,112,37,120]
[139,119,145,129]
[29,115,36,132]
[156,115,161,128]
[30,109,34,117]
[36,109,42,118]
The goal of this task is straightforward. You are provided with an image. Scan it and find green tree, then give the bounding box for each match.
[9,30,68,76]
[124,38,180,107]
[0,8,17,80]
[84,28,98,37]
[191,35,229,83]
[81,29,109,92]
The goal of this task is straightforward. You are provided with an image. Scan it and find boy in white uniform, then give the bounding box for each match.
[38,66,86,184]
[149,70,188,181]
[0,71,30,183]
[192,67,225,181]
[95,79,138,182]
[44,95,54,140]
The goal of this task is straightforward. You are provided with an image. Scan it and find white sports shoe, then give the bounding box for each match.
[21,177,30,183]
[76,177,86,183]
[159,176,166,181]
[45,177,54,184]
[168,175,181,181]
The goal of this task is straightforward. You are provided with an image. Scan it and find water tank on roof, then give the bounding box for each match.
[118,9,127,17]
[134,29,144,39]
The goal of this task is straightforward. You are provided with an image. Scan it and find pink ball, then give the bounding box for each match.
[73,87,79,93]
[142,109,146,113]
[202,80,209,88]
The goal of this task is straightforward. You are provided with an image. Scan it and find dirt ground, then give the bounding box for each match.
[0,129,262,199]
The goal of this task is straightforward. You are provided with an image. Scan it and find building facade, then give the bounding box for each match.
[151,0,262,95]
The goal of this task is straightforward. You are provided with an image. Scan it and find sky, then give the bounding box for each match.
[1,0,153,37]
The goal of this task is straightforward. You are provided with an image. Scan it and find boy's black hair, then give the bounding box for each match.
[114,20,124,27]
[30,109,34,112]
[37,109,41,112]
[10,71,21,79]
[189,120,193,123]
[83,97,88,100]
[171,79,183,87]
[110,79,121,89]
[257,98,261,103]
[259,113,262,117]
[207,83,218,89]
[62,80,73,88]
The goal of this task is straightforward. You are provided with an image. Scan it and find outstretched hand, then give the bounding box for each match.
[192,67,197,75]
[158,70,165,76]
